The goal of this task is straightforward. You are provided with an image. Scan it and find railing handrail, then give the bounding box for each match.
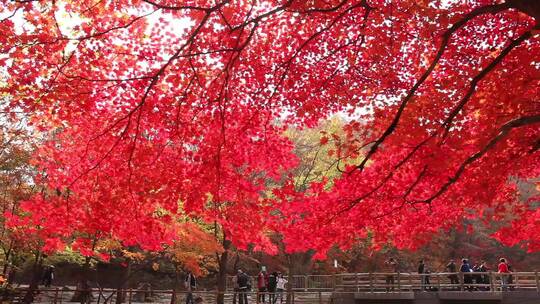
[225,271,540,293]
[6,288,540,304]
[226,271,539,277]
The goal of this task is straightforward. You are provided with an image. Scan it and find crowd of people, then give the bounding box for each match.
[384,257,515,291]
[184,267,288,304]
[234,267,288,304]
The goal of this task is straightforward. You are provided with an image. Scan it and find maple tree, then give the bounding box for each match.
[0,104,47,303]
[164,222,222,277]
[1,0,540,287]
[0,109,33,273]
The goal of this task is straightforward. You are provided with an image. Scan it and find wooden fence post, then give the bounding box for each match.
[490,272,495,292]
[170,290,176,304]
[397,273,401,292]
[369,273,374,293]
[128,288,133,304]
[318,291,322,304]
[53,288,59,304]
[535,271,539,293]
[355,273,359,292]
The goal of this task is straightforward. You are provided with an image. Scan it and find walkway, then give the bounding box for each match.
[7,272,540,303]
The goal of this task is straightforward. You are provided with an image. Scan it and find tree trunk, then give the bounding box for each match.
[22,251,42,304]
[286,255,293,304]
[71,251,93,303]
[81,256,92,304]
[2,239,13,276]
[232,252,240,272]
[216,238,231,304]
[115,261,131,304]
[170,264,180,304]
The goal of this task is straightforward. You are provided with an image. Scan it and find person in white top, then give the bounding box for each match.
[275,272,288,304]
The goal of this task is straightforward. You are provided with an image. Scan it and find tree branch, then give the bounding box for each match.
[422,114,540,204]
[441,30,533,139]
[349,2,513,173]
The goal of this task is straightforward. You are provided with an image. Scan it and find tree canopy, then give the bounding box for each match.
[0,0,539,259]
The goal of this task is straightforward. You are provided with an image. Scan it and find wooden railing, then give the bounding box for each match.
[4,272,538,304]
[226,272,540,292]
[4,273,540,304]
[1,288,335,304]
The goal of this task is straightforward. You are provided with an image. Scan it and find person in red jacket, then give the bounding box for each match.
[257,267,269,303]
[498,258,510,291]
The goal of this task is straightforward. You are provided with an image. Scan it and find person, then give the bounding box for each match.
[498,258,510,291]
[418,260,430,291]
[7,265,17,285]
[460,259,472,291]
[41,265,54,287]
[236,269,249,304]
[257,267,268,303]
[472,262,480,273]
[472,263,480,290]
[424,261,431,290]
[384,258,398,291]
[446,259,459,289]
[507,263,515,291]
[185,271,197,304]
[267,272,277,304]
[275,273,287,304]
[477,261,489,290]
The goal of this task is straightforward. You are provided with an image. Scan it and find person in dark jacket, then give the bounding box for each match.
[185,271,197,304]
[384,258,398,291]
[446,259,459,288]
[41,265,55,287]
[472,263,481,290]
[478,261,490,290]
[460,259,472,291]
[418,260,430,291]
[267,272,278,304]
[236,269,249,304]
[507,263,515,291]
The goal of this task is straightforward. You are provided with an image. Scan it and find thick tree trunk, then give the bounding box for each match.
[22,251,42,304]
[81,256,92,304]
[71,247,94,303]
[115,261,131,304]
[216,238,231,304]
[286,255,293,304]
